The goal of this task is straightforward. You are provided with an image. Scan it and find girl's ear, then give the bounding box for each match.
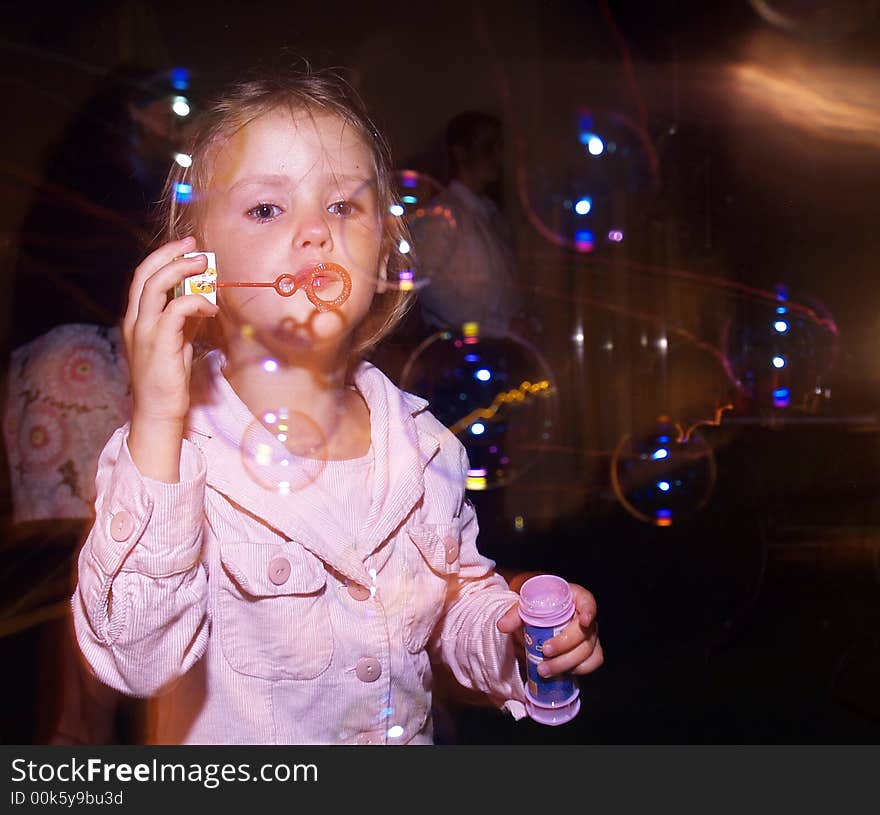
[376,250,390,294]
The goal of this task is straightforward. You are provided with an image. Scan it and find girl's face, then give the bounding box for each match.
[200,107,386,359]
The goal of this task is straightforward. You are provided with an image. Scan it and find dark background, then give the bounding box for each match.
[2,0,880,744]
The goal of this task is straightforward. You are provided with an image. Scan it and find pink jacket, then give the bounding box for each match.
[73,351,527,744]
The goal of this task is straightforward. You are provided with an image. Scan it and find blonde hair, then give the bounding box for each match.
[158,64,413,361]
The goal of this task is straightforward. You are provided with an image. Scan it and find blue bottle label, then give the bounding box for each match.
[523,622,578,706]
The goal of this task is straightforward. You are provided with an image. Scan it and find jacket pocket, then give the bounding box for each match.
[402,521,461,653]
[217,540,332,680]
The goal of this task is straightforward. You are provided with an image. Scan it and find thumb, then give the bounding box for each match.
[496,601,521,633]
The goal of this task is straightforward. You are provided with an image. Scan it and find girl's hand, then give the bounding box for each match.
[497,581,603,679]
[123,236,218,480]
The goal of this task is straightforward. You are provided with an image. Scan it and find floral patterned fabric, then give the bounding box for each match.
[4,323,131,522]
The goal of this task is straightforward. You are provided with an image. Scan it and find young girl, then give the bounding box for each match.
[72,66,603,744]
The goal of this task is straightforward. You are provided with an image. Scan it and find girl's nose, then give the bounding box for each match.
[294,212,332,250]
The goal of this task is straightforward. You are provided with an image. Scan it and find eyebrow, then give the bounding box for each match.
[227,172,375,194]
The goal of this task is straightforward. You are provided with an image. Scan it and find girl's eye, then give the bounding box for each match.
[328,200,354,217]
[247,203,282,222]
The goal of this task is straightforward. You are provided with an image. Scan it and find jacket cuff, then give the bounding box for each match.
[91,432,206,578]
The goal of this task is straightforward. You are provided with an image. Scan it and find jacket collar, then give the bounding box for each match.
[185,351,440,586]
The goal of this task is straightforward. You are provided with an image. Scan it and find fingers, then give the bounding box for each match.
[539,627,602,677]
[124,236,204,344]
[570,639,604,676]
[572,585,598,627]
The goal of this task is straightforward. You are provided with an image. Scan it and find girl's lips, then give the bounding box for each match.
[293,261,349,282]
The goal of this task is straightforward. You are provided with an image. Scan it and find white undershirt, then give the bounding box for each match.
[316,444,375,551]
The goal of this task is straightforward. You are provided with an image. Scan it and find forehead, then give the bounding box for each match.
[207,107,376,190]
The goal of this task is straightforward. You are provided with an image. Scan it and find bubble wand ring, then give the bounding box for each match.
[218,263,352,312]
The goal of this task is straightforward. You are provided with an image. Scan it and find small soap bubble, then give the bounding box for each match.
[395,170,459,292]
[240,408,327,494]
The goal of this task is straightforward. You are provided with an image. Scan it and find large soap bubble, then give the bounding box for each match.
[400,325,557,490]
[518,107,657,253]
[611,416,716,526]
[722,286,837,412]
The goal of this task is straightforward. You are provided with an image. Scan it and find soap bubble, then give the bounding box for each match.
[518,108,657,253]
[194,352,330,495]
[396,170,459,290]
[240,407,328,495]
[611,416,716,526]
[400,326,557,490]
[722,287,837,412]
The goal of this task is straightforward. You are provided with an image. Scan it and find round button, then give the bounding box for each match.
[444,536,459,564]
[268,556,291,586]
[347,583,371,601]
[355,657,382,683]
[109,510,135,542]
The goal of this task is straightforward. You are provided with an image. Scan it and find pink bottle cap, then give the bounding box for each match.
[518,574,575,628]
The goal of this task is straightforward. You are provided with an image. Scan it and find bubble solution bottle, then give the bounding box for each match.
[518,574,581,725]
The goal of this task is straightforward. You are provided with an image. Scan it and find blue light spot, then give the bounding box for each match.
[776,306,788,314]
[464,354,479,362]
[174,182,193,203]
[651,447,669,461]
[401,194,417,204]
[475,368,491,382]
[657,481,671,492]
[773,387,791,408]
[471,423,486,436]
[657,435,670,443]
[171,67,190,91]
[575,230,595,245]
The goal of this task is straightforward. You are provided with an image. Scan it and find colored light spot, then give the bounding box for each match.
[172,96,190,117]
[171,67,190,91]
[655,509,673,527]
[574,230,595,252]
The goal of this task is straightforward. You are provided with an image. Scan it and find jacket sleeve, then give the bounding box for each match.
[72,425,210,697]
[427,444,528,720]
